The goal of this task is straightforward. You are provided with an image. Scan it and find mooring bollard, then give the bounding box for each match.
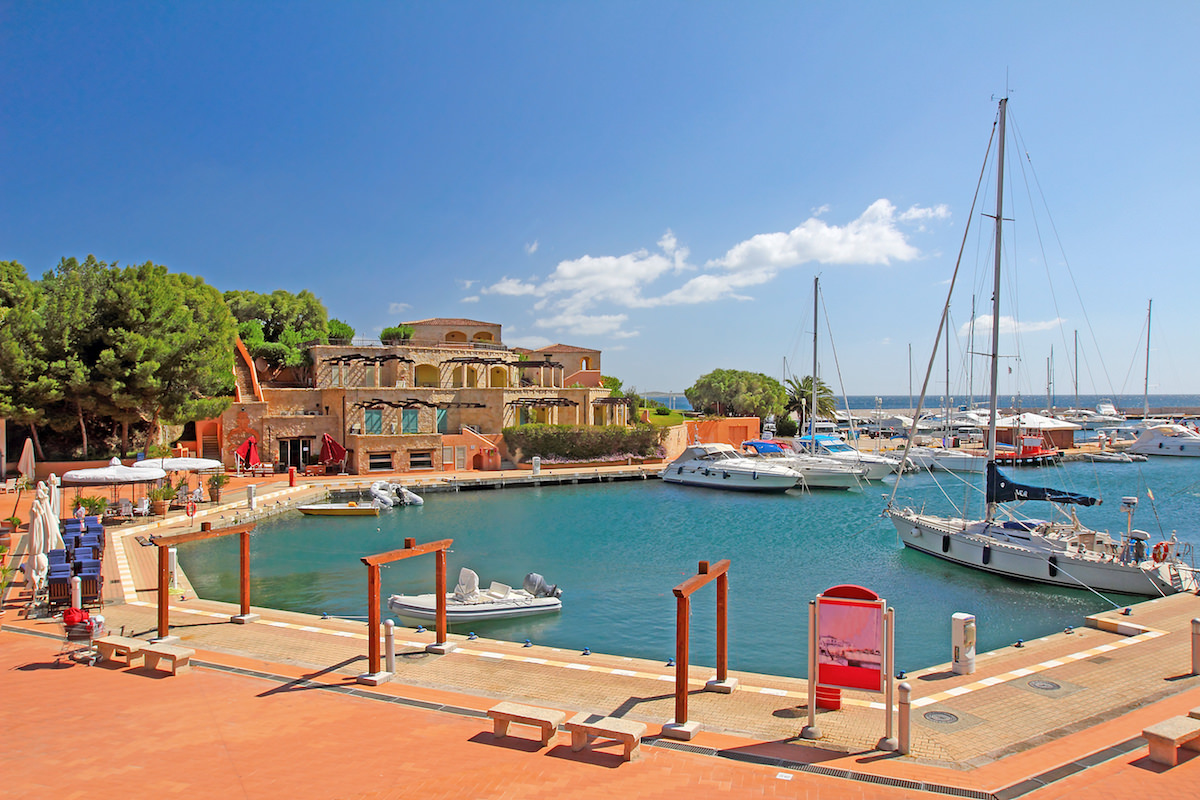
[384,619,396,674]
[70,575,82,609]
[898,681,912,755]
[1192,618,1200,675]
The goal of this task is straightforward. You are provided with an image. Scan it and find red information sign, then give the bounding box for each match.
[814,585,886,693]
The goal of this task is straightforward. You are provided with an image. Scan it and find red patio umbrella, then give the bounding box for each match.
[234,436,261,469]
[318,433,347,467]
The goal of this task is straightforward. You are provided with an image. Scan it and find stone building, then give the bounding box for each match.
[187,318,630,475]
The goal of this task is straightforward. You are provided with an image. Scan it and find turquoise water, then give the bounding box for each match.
[178,458,1200,678]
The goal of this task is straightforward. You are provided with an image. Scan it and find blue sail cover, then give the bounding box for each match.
[986,462,1100,506]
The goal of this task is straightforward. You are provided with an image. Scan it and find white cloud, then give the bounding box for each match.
[388,302,411,314]
[961,315,1064,336]
[482,277,540,296]
[456,279,477,290]
[534,312,632,337]
[460,295,479,303]
[525,240,539,254]
[708,199,931,272]
[479,202,943,340]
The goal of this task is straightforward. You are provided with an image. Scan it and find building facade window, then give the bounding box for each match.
[409,450,434,470]
[436,408,448,434]
[401,408,419,434]
[364,408,383,435]
[367,452,393,471]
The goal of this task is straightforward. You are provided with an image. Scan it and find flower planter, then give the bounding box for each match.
[151,500,170,516]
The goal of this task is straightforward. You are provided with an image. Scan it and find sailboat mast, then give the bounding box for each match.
[1073,330,1079,412]
[944,313,951,437]
[1144,299,1152,419]
[811,275,819,452]
[986,98,1007,519]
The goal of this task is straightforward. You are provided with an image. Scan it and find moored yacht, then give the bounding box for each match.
[1127,424,1200,457]
[660,442,801,492]
[794,434,901,479]
[742,439,867,490]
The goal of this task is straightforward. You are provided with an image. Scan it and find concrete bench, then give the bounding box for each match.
[565,712,647,762]
[1143,716,1200,766]
[95,635,146,667]
[487,702,566,747]
[141,642,196,676]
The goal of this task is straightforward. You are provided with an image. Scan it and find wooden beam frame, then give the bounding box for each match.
[360,537,453,675]
[671,559,731,726]
[151,523,256,639]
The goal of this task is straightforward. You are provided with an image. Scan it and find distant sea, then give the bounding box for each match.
[643,392,1200,414]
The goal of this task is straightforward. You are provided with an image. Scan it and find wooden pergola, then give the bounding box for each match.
[360,537,453,680]
[150,523,257,640]
[665,559,733,740]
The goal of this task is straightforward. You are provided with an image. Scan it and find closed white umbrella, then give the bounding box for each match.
[40,480,64,551]
[17,438,35,484]
[26,484,48,593]
[47,473,62,521]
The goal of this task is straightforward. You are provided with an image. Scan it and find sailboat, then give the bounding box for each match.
[885,98,1197,597]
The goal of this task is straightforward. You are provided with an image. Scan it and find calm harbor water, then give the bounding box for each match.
[178,457,1200,679]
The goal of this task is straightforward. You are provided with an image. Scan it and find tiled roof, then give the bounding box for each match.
[532,343,600,353]
[403,318,500,327]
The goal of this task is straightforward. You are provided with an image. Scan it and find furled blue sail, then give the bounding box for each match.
[986,462,1100,507]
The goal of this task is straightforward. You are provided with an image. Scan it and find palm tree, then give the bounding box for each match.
[785,376,836,435]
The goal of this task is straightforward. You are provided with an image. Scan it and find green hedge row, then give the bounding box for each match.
[502,424,664,462]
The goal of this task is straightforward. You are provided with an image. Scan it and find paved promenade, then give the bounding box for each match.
[3,469,1200,798]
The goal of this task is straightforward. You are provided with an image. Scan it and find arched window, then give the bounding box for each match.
[414,364,440,387]
[445,331,467,343]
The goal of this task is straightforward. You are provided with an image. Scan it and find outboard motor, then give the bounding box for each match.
[523,572,563,598]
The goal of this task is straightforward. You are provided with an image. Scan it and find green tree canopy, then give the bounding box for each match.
[328,318,355,342]
[223,288,329,369]
[685,369,786,419]
[95,263,236,453]
[0,260,54,453]
[379,324,413,343]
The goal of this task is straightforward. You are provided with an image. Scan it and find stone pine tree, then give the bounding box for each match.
[685,369,787,420]
[94,263,237,455]
[0,260,54,458]
[40,256,110,457]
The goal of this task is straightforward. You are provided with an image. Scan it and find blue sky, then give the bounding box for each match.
[4,2,1199,399]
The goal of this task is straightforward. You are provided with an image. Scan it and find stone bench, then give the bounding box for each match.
[565,712,647,762]
[1143,716,1200,766]
[141,642,196,676]
[95,635,146,667]
[487,701,566,747]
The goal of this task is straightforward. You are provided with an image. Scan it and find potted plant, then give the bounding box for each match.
[147,485,176,516]
[0,545,17,618]
[77,496,109,518]
[207,472,230,503]
[0,516,19,551]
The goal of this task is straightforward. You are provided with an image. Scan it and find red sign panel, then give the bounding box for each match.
[815,595,886,693]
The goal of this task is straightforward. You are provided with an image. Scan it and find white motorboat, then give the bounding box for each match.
[741,440,867,490]
[660,442,801,492]
[885,98,1197,597]
[902,445,987,474]
[298,502,379,516]
[794,434,901,479]
[1127,424,1200,457]
[387,568,562,622]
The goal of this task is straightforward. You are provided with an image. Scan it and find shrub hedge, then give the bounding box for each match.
[502,424,664,462]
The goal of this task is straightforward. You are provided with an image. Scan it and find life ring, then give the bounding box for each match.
[1152,542,1170,562]
[185,500,197,517]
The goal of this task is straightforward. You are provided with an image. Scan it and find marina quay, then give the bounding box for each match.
[3,463,1200,798]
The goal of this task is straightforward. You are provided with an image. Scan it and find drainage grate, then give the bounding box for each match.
[1088,655,1113,664]
[924,710,960,724]
[1028,679,1061,691]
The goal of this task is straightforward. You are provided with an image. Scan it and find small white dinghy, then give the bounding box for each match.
[387,568,563,623]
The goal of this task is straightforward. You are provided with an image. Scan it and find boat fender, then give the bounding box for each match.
[910,526,921,538]
[982,544,991,565]
[941,534,950,553]
[1152,541,1170,562]
[722,471,730,479]
[1048,555,1058,577]
[752,471,758,479]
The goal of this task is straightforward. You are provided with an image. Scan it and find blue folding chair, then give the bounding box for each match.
[74,558,101,575]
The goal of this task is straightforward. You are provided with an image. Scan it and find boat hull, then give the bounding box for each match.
[660,467,798,492]
[387,593,562,622]
[887,509,1183,596]
[298,504,379,516]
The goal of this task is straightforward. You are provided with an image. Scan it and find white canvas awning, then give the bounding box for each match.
[994,412,1081,431]
[63,457,167,484]
[133,457,223,473]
